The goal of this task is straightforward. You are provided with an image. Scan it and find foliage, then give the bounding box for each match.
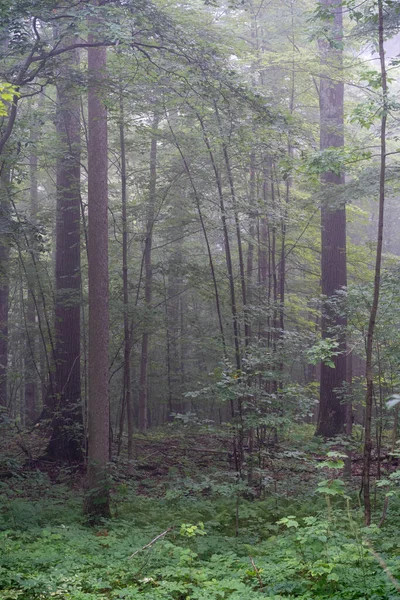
[0,83,19,116]
[2,471,400,600]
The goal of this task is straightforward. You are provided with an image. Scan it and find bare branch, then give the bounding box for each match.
[128,528,173,558]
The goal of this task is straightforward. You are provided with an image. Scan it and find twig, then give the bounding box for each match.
[128,527,173,559]
[249,556,264,591]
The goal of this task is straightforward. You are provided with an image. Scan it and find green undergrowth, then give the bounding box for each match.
[1,473,400,600]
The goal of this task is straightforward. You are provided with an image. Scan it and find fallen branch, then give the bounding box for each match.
[249,556,264,592]
[128,527,173,559]
[365,539,400,593]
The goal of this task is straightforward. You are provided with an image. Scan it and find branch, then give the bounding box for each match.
[0,98,19,156]
[29,39,168,64]
[249,556,264,592]
[128,527,173,558]
[365,539,400,593]
[32,17,41,43]
[0,37,166,155]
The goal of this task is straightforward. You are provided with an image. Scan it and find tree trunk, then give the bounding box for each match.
[167,117,226,355]
[85,17,110,519]
[197,113,242,469]
[25,111,39,425]
[215,105,250,347]
[138,115,158,433]
[46,44,83,462]
[198,115,241,372]
[315,0,347,438]
[0,163,10,410]
[246,151,256,334]
[363,0,386,526]
[118,90,133,458]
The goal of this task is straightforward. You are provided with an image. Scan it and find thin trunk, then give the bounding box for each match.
[246,151,256,313]
[279,0,295,339]
[197,113,243,470]
[259,218,269,295]
[138,115,158,433]
[167,118,226,355]
[363,0,386,525]
[197,115,241,372]
[25,116,39,425]
[163,269,173,418]
[215,105,250,347]
[392,405,399,449]
[118,90,133,458]
[344,350,353,479]
[179,294,185,403]
[262,163,272,352]
[270,173,278,394]
[85,17,110,519]
[117,389,125,457]
[0,163,10,409]
[279,187,287,335]
[11,197,55,415]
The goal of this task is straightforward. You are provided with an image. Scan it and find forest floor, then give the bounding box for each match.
[1,424,400,599]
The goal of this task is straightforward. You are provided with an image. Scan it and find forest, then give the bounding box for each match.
[1,0,400,598]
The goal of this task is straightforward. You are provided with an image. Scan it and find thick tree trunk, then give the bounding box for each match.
[138,116,158,433]
[46,45,83,462]
[85,21,110,519]
[316,0,347,438]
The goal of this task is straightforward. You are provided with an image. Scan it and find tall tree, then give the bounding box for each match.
[46,44,83,462]
[0,162,10,410]
[138,114,158,433]
[363,0,387,526]
[85,11,110,519]
[25,106,40,425]
[117,86,133,460]
[315,0,347,438]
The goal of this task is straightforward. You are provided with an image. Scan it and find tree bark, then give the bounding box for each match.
[215,105,250,347]
[25,107,39,425]
[0,163,10,410]
[167,118,226,355]
[198,115,241,372]
[117,90,133,458]
[316,0,347,438]
[197,113,243,469]
[363,0,387,526]
[85,15,110,519]
[46,44,83,462]
[246,151,256,337]
[138,115,158,433]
